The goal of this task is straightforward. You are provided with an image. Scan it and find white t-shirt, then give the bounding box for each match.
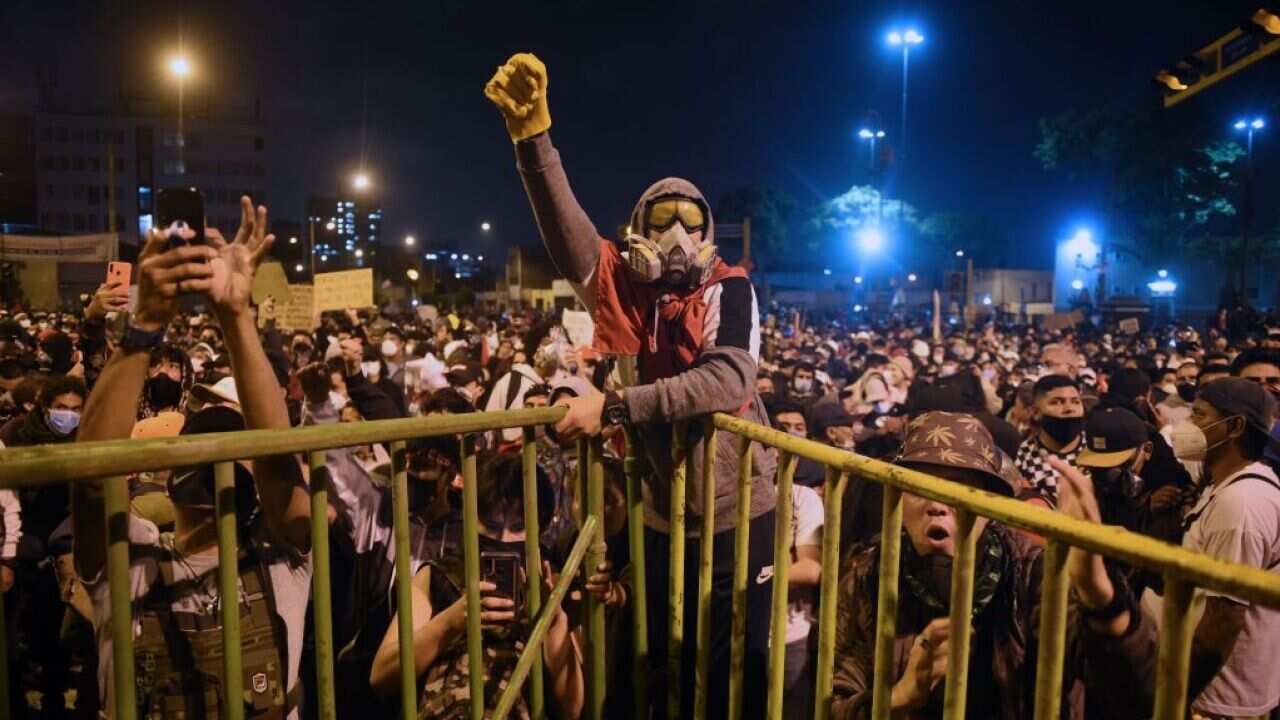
[87,515,312,719]
[1182,461,1280,716]
[785,485,824,646]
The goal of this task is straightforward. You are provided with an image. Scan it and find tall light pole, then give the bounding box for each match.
[886,29,923,163]
[857,127,886,169]
[1233,117,1265,296]
[167,55,192,166]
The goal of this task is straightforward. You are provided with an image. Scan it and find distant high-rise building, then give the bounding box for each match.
[306,194,382,271]
[0,115,37,231]
[31,94,268,252]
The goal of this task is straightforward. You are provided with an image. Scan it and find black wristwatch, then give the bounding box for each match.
[602,390,629,428]
[1077,567,1132,622]
[121,325,166,353]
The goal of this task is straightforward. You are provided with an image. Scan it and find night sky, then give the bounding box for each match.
[2,0,1276,269]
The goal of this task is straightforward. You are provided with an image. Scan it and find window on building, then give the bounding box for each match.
[73,184,84,200]
[72,128,84,144]
[74,157,85,171]
[73,214,85,231]
[88,215,99,231]
[88,157,100,172]
[116,158,125,172]
[163,131,185,148]
[46,184,55,198]
[254,136,264,151]
[164,160,185,175]
[56,127,68,143]
[57,157,69,171]
[88,186,100,206]
[40,155,53,170]
[40,127,52,142]
[187,133,201,149]
[89,129,101,144]
[40,212,51,227]
[254,162,264,177]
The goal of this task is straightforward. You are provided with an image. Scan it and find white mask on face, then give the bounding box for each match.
[361,361,381,381]
[1170,418,1236,462]
[190,358,204,374]
[329,391,348,411]
[381,339,399,358]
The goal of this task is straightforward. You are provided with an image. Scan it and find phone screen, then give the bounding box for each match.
[155,187,206,246]
[479,551,525,614]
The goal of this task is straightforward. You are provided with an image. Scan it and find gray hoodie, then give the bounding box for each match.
[515,132,776,535]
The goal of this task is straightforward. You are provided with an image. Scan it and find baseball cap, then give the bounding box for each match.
[548,376,599,404]
[1199,377,1277,437]
[190,376,240,408]
[896,411,1014,497]
[1077,407,1148,468]
[808,401,855,441]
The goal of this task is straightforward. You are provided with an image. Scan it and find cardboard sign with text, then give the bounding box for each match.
[315,268,373,311]
[279,285,317,330]
[252,262,292,305]
[1042,311,1083,332]
[561,309,594,348]
[1118,317,1140,335]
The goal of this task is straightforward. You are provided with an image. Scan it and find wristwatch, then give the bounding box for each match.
[121,325,166,353]
[602,390,629,428]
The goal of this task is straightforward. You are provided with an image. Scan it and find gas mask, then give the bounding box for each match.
[626,195,716,286]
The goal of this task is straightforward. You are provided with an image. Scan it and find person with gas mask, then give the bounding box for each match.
[830,412,1158,719]
[1169,378,1280,719]
[72,198,314,719]
[1014,375,1086,505]
[487,52,777,718]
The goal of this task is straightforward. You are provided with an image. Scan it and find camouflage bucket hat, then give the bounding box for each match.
[896,411,1014,497]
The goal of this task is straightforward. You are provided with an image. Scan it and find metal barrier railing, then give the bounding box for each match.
[3,406,1280,720]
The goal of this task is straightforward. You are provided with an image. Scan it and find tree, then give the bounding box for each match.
[714,186,799,261]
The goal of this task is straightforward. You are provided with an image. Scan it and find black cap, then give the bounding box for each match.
[1077,407,1149,468]
[808,401,855,441]
[1199,377,1277,437]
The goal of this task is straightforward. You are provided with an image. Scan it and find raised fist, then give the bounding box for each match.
[484,53,551,143]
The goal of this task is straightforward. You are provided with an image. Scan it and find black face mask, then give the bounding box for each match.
[146,375,184,410]
[1094,463,1144,499]
[1040,415,1084,445]
[1177,383,1197,403]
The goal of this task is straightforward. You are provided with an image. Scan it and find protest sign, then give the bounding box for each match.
[252,262,292,305]
[315,268,373,311]
[279,284,317,330]
[562,309,594,348]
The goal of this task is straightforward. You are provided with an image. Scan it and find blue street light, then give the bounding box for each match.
[887,27,924,164]
[857,226,884,253]
[858,127,886,169]
[1234,116,1266,158]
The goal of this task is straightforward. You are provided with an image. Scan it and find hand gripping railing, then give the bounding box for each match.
[0,407,618,720]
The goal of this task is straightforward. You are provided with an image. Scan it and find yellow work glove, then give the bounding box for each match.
[484,53,552,143]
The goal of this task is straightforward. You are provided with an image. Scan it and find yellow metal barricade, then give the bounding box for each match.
[4,406,1280,720]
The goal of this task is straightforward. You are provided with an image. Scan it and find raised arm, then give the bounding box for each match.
[208,198,311,552]
[74,229,216,579]
[486,53,601,288]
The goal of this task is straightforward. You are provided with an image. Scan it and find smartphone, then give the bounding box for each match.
[106,261,131,290]
[480,551,526,615]
[155,187,205,246]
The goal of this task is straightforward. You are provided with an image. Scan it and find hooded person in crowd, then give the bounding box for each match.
[486,51,777,719]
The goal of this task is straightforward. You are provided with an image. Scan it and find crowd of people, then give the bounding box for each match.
[0,50,1278,720]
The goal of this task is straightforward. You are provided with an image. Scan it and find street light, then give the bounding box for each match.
[404,235,415,247]
[352,173,370,191]
[907,273,918,282]
[954,249,964,257]
[857,127,886,169]
[1233,116,1266,294]
[289,236,298,245]
[857,226,884,253]
[886,27,924,162]
[406,268,420,281]
[294,263,304,273]
[481,222,492,232]
[325,221,335,231]
[166,54,192,166]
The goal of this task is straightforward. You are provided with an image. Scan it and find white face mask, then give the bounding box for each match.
[1170,417,1234,462]
[361,361,381,381]
[381,339,399,358]
[190,358,204,374]
[329,391,348,411]
[793,377,813,393]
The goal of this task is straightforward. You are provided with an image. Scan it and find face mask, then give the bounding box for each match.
[981,368,997,383]
[932,351,944,364]
[626,221,717,286]
[793,377,813,393]
[329,391,348,412]
[1095,464,1144,499]
[47,408,80,436]
[1159,382,1176,395]
[1040,415,1084,445]
[786,429,806,439]
[940,363,958,377]
[1170,417,1235,462]
[381,339,399,358]
[1176,383,1197,403]
[361,361,381,381]
[146,375,184,410]
[837,440,856,451]
[190,358,205,374]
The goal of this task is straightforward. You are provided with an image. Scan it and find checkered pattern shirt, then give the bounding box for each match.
[1014,433,1084,504]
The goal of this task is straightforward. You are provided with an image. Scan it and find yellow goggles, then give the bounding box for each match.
[645,199,706,233]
